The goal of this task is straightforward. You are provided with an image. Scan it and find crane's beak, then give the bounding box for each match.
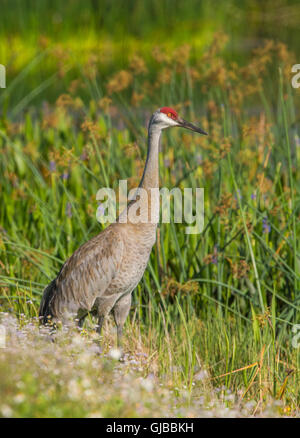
[177,117,208,135]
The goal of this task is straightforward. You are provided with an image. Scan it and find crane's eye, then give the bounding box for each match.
[167,112,176,119]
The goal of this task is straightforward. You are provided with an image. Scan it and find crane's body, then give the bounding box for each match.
[39,107,207,345]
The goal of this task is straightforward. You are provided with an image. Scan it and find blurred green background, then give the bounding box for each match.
[1,0,300,111]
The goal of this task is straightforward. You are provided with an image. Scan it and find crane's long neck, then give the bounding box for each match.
[121,120,161,228]
[139,123,161,190]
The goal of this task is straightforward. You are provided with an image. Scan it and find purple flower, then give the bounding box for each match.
[251,193,256,200]
[96,204,105,217]
[164,158,171,168]
[262,217,271,234]
[80,151,88,161]
[196,154,203,165]
[234,189,242,203]
[49,161,56,172]
[212,245,218,265]
[66,202,72,218]
[61,171,69,180]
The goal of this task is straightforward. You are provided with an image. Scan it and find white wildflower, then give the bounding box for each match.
[109,348,122,360]
[140,377,154,392]
[88,411,103,418]
[1,405,13,417]
[194,369,209,381]
[82,377,91,389]
[67,379,81,399]
[14,394,25,404]
[71,334,84,346]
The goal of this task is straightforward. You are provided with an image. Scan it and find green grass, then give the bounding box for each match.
[0,1,300,417]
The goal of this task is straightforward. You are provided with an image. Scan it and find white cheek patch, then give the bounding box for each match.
[159,113,178,128]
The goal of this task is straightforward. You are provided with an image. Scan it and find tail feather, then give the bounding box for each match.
[39,279,57,324]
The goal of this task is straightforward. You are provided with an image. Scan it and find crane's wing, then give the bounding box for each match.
[40,225,124,320]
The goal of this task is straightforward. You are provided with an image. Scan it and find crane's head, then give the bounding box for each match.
[150,106,207,135]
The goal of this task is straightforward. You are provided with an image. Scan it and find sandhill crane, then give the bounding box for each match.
[39,107,207,346]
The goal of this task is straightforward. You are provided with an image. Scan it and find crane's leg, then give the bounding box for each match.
[96,315,105,335]
[94,297,109,335]
[78,313,88,328]
[112,294,132,348]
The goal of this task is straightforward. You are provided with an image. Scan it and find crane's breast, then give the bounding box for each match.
[108,223,157,296]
